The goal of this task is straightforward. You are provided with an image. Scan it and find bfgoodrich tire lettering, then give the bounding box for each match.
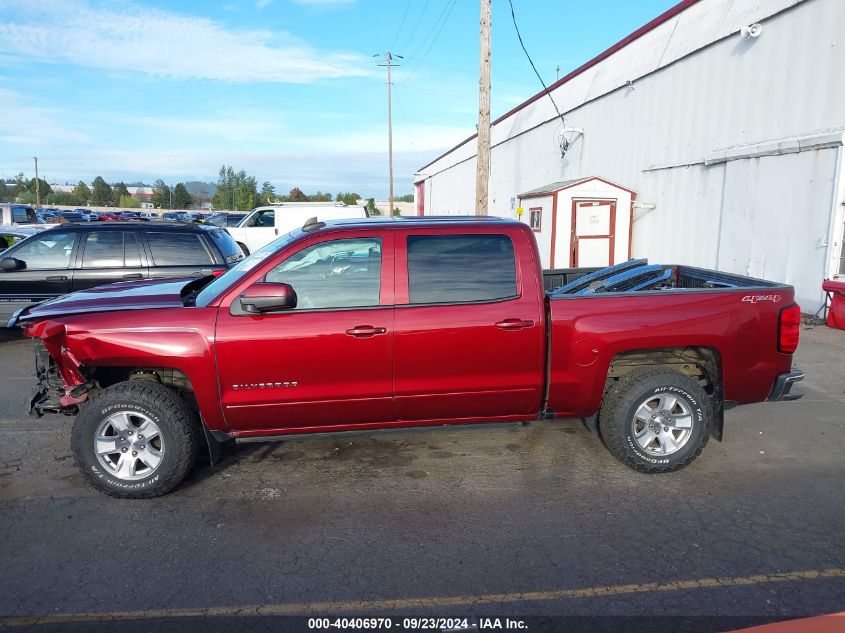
[71,381,201,498]
[598,368,712,473]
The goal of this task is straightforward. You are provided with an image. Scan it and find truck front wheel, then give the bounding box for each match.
[598,368,711,473]
[71,381,201,498]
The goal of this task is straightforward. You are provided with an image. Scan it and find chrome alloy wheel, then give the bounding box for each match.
[94,411,164,481]
[631,392,694,455]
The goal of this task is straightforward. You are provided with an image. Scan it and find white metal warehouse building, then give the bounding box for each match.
[413,0,845,312]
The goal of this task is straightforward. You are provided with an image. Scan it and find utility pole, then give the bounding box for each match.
[475,0,491,216]
[33,157,40,207]
[376,52,402,215]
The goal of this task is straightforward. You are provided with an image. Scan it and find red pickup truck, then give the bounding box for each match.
[14,217,804,498]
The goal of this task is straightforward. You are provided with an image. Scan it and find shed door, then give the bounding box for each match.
[571,200,615,267]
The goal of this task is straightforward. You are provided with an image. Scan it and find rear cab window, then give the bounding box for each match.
[405,234,518,304]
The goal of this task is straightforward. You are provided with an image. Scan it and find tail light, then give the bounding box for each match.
[778,304,801,354]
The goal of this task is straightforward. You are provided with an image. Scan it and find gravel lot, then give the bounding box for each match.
[0,325,843,631]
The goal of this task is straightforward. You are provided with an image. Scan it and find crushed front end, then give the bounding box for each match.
[27,321,93,417]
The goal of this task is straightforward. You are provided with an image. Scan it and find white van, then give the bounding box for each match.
[227,202,369,254]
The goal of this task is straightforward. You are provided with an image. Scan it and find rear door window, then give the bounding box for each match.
[407,234,517,304]
[125,233,143,267]
[145,232,214,266]
[81,232,125,268]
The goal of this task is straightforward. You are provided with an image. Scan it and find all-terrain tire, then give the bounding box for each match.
[598,367,712,473]
[71,381,201,498]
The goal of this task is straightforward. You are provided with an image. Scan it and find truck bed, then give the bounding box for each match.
[543,260,794,421]
[545,261,784,296]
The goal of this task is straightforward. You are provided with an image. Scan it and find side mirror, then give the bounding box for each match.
[0,257,25,271]
[234,282,297,315]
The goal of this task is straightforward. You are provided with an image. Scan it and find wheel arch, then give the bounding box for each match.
[601,346,725,440]
[84,365,228,464]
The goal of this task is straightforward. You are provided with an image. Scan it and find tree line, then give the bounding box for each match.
[1,165,414,213]
[0,173,195,210]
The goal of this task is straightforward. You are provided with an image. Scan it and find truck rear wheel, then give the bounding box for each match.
[598,368,711,473]
[71,381,201,498]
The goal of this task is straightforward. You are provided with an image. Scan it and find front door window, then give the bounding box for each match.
[265,238,382,309]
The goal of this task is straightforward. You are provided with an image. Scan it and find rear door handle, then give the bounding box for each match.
[122,273,143,280]
[345,325,388,338]
[495,318,535,330]
[46,275,68,281]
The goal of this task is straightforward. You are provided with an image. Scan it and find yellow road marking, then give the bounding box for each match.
[1,567,843,626]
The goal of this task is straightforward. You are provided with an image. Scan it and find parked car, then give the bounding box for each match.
[227,202,368,254]
[13,217,803,497]
[97,212,120,221]
[0,204,39,226]
[206,212,246,227]
[0,221,243,326]
[162,212,183,221]
[58,211,87,223]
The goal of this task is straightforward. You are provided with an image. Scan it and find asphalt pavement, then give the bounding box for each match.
[0,325,843,632]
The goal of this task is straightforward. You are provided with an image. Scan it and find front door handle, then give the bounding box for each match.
[495,318,534,330]
[122,273,143,280]
[345,325,388,338]
[46,275,68,281]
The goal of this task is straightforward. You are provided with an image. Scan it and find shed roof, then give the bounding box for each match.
[518,176,635,198]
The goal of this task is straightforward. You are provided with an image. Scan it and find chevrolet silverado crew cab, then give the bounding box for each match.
[13,217,803,498]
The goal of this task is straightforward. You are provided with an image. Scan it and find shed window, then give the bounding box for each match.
[529,208,542,232]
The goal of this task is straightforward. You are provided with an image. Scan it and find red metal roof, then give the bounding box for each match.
[415,0,702,175]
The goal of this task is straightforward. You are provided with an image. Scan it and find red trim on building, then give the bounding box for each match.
[550,193,558,268]
[416,0,702,174]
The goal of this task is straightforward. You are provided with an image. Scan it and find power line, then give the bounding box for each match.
[407,0,456,60]
[506,0,565,129]
[400,0,432,51]
[390,0,411,51]
[399,0,458,84]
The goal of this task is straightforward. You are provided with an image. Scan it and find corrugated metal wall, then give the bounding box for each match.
[417,0,845,310]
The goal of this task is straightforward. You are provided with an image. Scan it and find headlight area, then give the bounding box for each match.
[27,321,92,416]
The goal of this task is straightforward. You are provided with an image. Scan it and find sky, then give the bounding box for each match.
[0,0,675,198]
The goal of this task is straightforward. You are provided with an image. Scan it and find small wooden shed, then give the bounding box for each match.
[518,176,637,269]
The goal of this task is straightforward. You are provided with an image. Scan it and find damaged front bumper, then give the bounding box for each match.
[30,339,90,416]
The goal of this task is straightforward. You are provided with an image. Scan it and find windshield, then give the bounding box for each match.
[194,231,299,307]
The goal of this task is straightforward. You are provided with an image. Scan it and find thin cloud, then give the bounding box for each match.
[255,0,273,8]
[0,0,372,83]
[0,89,88,147]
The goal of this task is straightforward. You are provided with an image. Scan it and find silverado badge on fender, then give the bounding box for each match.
[232,382,299,390]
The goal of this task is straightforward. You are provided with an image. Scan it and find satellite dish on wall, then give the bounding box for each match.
[555,126,584,158]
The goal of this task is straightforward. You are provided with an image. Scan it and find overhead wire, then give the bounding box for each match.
[390,0,411,51]
[398,0,458,84]
[400,0,433,52]
[506,0,566,130]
